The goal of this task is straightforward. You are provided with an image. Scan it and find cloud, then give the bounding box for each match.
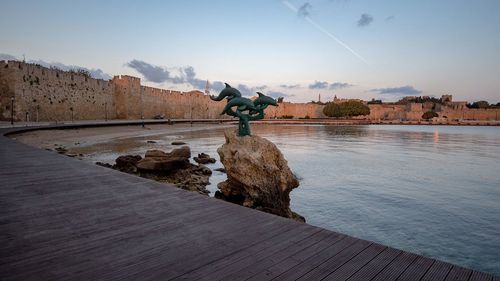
[126,59,270,96]
[385,15,395,21]
[280,84,301,89]
[236,84,253,96]
[31,59,111,80]
[266,91,295,98]
[182,66,210,89]
[309,81,352,90]
[357,13,374,27]
[210,81,226,92]
[126,60,170,83]
[329,82,352,90]
[1,53,112,80]
[0,53,18,61]
[309,81,329,89]
[371,85,422,95]
[297,2,312,17]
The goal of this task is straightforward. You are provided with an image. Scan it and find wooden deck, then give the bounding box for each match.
[0,124,498,281]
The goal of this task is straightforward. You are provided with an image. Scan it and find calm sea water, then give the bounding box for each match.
[76,124,500,275]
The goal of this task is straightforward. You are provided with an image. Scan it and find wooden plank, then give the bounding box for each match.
[273,236,359,281]
[420,260,453,281]
[396,256,435,281]
[172,223,305,280]
[184,226,324,281]
[445,266,472,281]
[296,239,372,280]
[157,220,301,280]
[118,219,295,280]
[346,247,402,281]
[322,243,387,281]
[244,232,346,281]
[469,271,494,281]
[218,229,335,281]
[371,251,419,281]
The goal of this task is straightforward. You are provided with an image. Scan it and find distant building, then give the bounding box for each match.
[332,95,365,104]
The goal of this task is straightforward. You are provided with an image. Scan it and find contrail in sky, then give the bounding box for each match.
[281,0,368,64]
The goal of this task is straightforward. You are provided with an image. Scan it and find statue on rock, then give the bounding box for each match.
[210,83,277,136]
[215,130,305,223]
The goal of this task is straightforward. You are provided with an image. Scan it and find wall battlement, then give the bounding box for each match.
[1,61,498,122]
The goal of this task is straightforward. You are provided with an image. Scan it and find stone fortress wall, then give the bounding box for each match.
[1,61,498,122]
[0,61,115,122]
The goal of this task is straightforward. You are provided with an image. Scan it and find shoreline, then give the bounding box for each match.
[10,120,499,155]
[256,118,500,126]
[2,118,499,130]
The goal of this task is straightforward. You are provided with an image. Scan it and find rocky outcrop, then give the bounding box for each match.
[155,164,212,195]
[216,130,305,222]
[97,146,212,195]
[115,155,142,173]
[193,153,216,164]
[136,147,191,172]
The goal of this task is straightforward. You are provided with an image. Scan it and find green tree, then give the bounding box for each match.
[323,101,370,118]
[422,111,438,120]
[466,100,490,109]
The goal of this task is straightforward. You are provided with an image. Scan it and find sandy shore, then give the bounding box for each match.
[12,122,234,195]
[12,123,232,151]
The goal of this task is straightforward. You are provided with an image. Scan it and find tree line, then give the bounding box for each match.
[323,101,370,118]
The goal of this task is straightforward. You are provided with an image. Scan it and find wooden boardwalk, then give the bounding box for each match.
[0,125,498,281]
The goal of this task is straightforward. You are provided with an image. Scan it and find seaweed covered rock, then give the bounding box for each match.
[216,130,304,222]
[136,147,190,172]
[98,146,211,195]
[114,155,142,173]
[193,153,216,164]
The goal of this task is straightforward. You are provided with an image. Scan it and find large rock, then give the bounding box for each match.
[216,130,305,222]
[136,157,189,172]
[145,146,191,159]
[100,145,211,195]
[136,146,191,172]
[114,155,142,173]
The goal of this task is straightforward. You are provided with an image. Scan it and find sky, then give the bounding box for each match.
[1,0,499,103]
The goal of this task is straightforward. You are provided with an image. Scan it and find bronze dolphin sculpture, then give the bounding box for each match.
[221,97,257,115]
[210,83,242,101]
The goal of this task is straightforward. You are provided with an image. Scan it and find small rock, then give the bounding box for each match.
[214,167,226,173]
[96,162,113,168]
[147,140,157,143]
[55,146,67,153]
[193,152,216,164]
[66,154,77,158]
[171,141,186,145]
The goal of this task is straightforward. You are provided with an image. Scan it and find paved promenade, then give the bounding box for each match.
[0,123,497,280]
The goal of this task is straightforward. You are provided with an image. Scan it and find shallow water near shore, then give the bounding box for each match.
[16,124,500,274]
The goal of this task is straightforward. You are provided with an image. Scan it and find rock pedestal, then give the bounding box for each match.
[216,130,305,222]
